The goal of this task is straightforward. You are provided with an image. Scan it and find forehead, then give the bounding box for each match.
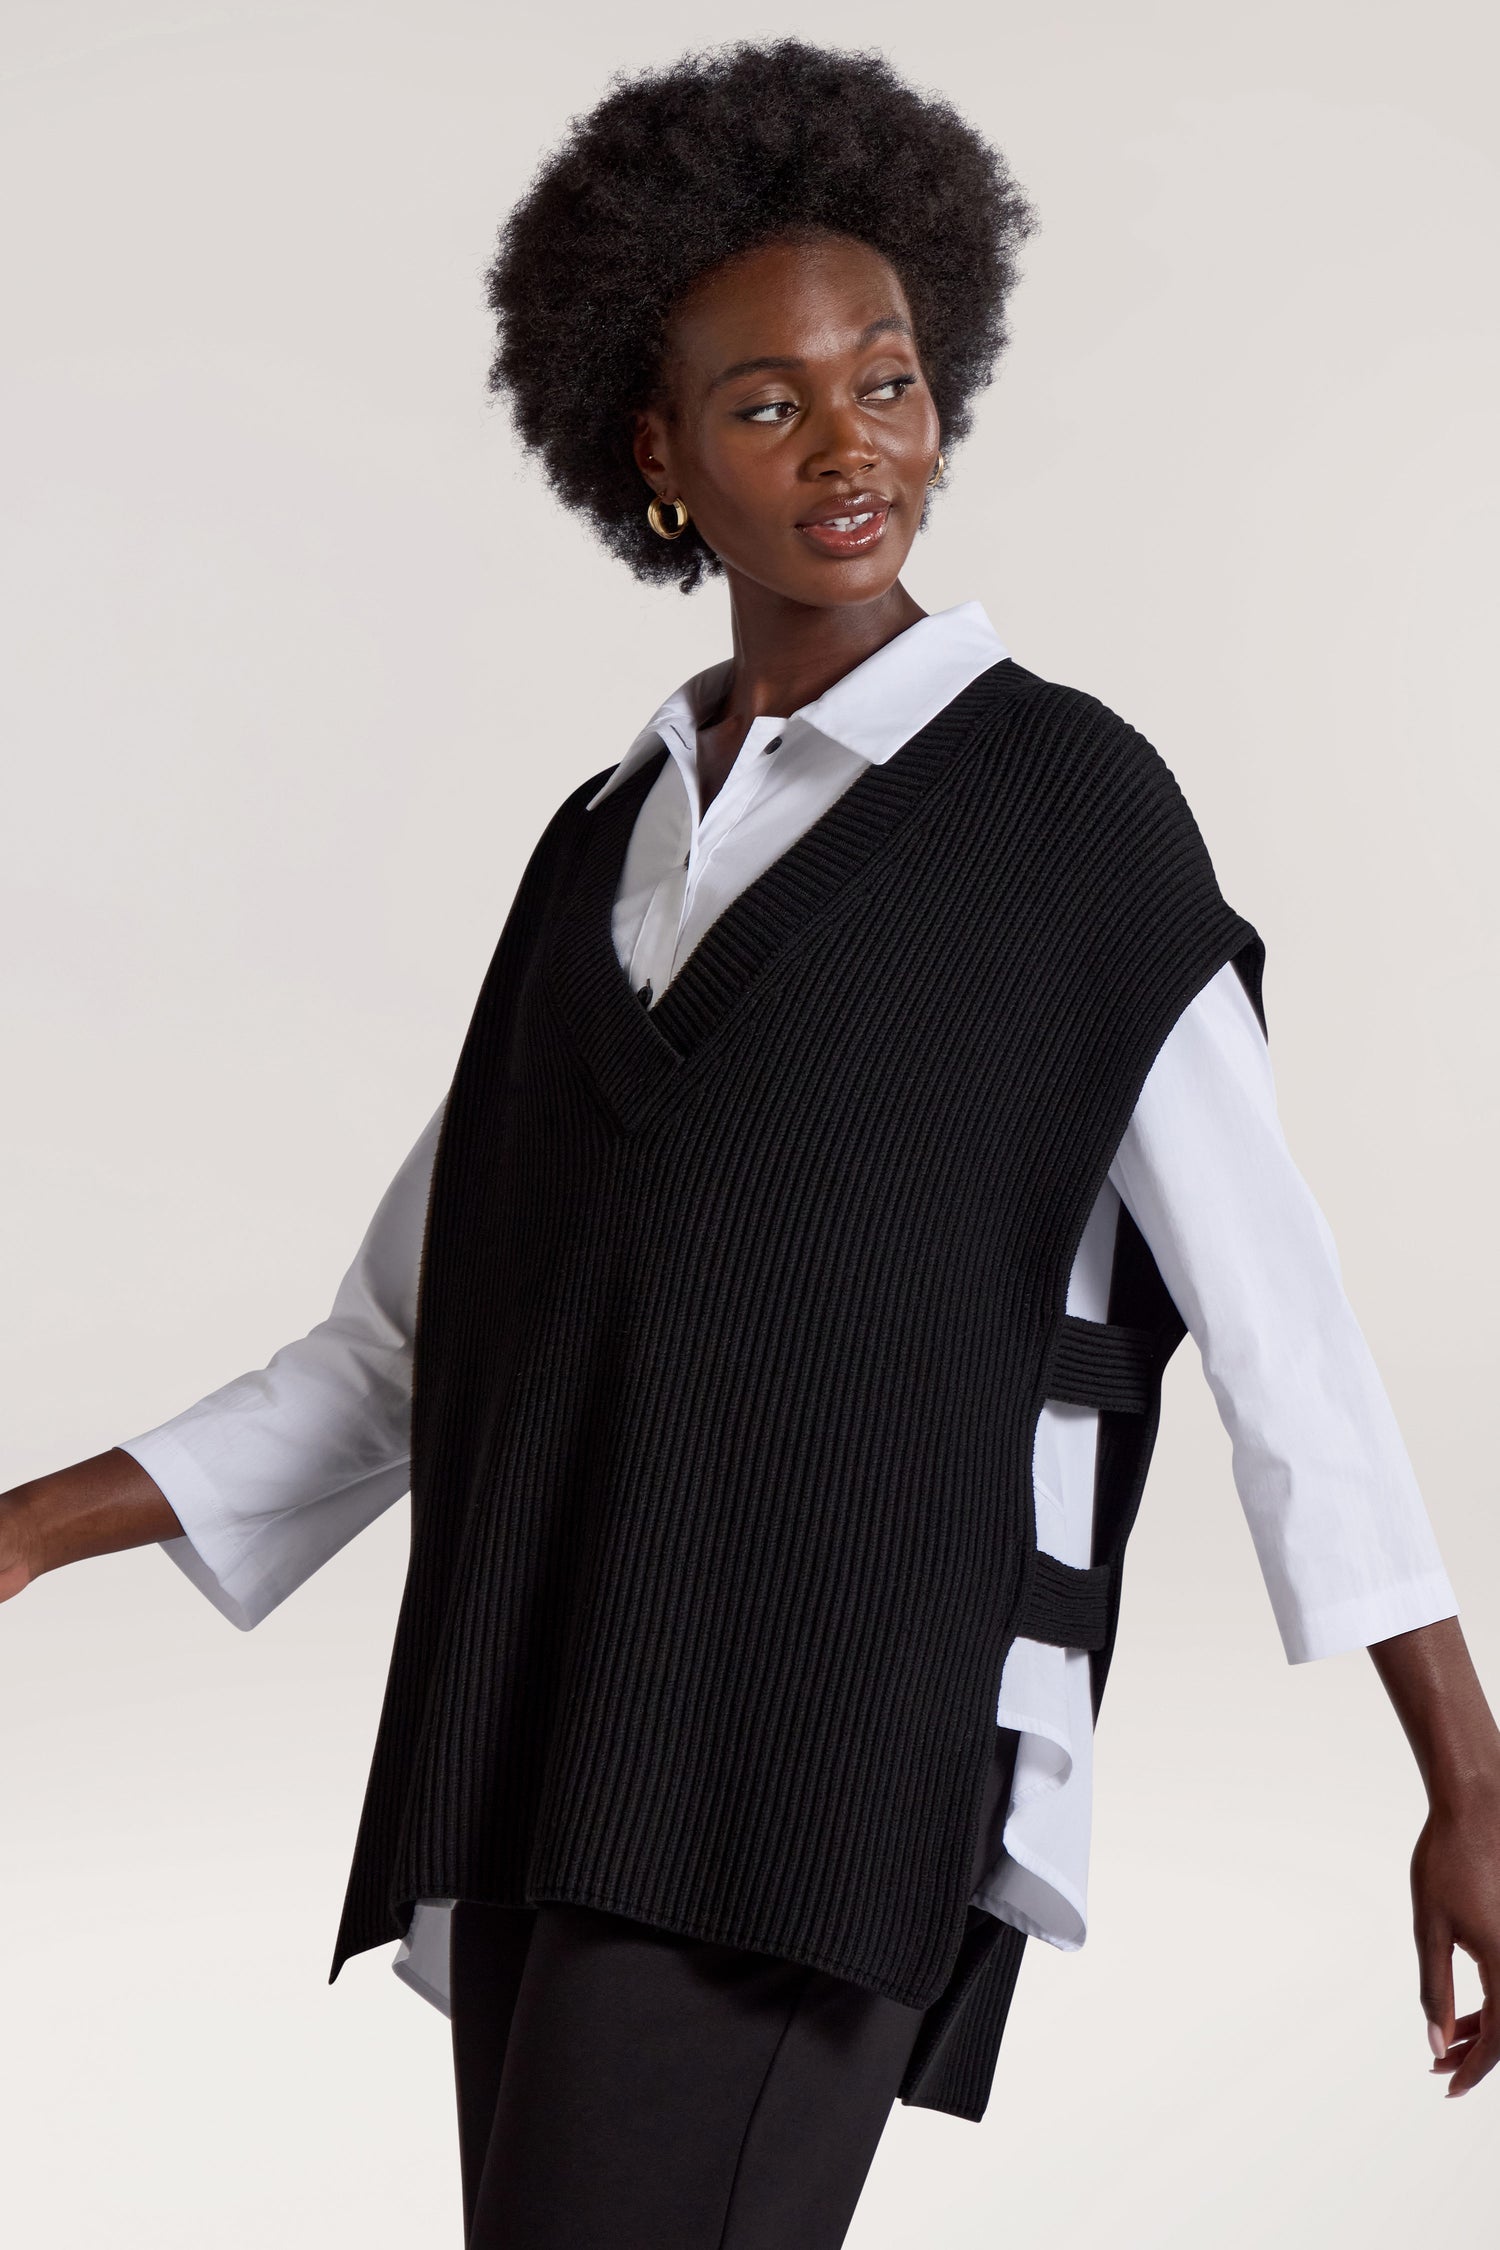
[665,233,914,371]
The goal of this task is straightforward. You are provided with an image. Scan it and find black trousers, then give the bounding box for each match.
[449,1726,1020,2247]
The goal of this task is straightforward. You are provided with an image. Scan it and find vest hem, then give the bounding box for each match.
[396,1880,963,2012]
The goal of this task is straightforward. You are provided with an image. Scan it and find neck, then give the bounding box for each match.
[712,573,927,726]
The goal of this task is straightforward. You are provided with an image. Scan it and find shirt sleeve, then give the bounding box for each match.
[121,1101,445,1631]
[1107,961,1458,1664]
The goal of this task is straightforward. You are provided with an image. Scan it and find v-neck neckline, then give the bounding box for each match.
[544,658,1029,1133]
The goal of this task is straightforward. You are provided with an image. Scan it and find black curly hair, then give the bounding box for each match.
[485,39,1038,593]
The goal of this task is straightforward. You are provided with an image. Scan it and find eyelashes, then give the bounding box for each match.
[736,374,921,424]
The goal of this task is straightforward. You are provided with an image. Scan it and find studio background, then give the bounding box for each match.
[2,1,1496,2242]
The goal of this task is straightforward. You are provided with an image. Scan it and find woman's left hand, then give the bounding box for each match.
[1412,1781,1500,2095]
[1370,1617,1500,2097]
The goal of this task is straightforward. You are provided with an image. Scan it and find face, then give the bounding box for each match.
[632,232,942,610]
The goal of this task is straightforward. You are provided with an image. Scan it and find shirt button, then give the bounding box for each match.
[637,979,653,1007]
[762,734,783,755]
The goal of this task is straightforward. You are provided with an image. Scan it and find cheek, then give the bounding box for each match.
[689,433,799,529]
[901,394,943,458]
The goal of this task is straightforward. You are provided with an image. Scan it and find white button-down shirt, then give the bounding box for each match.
[122,601,1458,2017]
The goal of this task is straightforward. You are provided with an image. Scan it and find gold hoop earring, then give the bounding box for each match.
[928,452,947,488]
[647,495,690,540]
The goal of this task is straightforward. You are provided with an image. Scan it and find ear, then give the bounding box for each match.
[630,407,675,497]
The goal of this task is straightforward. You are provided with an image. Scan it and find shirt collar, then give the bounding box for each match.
[585,600,1009,811]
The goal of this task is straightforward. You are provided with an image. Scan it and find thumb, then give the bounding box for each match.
[1418,1917,1456,2058]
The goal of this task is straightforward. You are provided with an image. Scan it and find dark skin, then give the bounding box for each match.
[631,232,939,813]
[5,227,1500,2101]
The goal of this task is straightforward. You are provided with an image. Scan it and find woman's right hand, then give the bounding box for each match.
[0,1451,183,1602]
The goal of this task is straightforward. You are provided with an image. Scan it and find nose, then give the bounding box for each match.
[801,396,879,481]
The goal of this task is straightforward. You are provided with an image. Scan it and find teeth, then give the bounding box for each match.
[822,511,875,531]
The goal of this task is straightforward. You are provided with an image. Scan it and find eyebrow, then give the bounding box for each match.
[708,314,914,390]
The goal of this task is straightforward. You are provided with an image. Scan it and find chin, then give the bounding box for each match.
[783,546,916,608]
[722,530,917,609]
[810,559,910,606]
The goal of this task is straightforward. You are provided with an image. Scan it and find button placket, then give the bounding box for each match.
[672,713,790,993]
[692,718,785,889]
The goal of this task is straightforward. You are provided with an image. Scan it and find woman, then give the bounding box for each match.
[4,37,1498,2250]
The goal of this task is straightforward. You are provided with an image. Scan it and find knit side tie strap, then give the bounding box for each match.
[1044,1313,1162,1414]
[1015,1554,1115,1651]
[1012,1313,1172,1652]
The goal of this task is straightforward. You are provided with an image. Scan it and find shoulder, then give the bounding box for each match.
[984,662,1264,1018]
[522,761,616,877]
[543,762,617,838]
[976,660,1256,934]
[569,762,619,814]
[996,660,1174,770]
[984,660,1209,836]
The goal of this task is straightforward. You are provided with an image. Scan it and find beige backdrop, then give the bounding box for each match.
[3,1,1497,2242]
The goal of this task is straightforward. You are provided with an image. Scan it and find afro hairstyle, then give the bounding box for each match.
[485,38,1038,592]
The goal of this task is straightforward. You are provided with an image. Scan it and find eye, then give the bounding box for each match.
[737,398,799,424]
[864,374,920,402]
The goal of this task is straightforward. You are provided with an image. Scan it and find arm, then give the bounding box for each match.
[0,1100,444,1628]
[1109,960,1500,2092]
[0,1446,182,1599]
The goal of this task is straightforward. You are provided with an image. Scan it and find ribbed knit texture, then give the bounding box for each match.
[901,1911,1030,2119]
[328,658,1261,2118]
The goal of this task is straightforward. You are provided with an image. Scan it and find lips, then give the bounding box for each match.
[794,493,892,559]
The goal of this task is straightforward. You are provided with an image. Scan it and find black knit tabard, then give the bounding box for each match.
[328,658,1264,2120]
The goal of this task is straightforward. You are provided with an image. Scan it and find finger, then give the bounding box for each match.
[1417,1917,1457,2058]
[1430,2012,1482,2053]
[1429,2011,1483,2061]
[1444,2031,1499,2094]
[1445,1954,1498,2097]
[1431,2005,1487,2070]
